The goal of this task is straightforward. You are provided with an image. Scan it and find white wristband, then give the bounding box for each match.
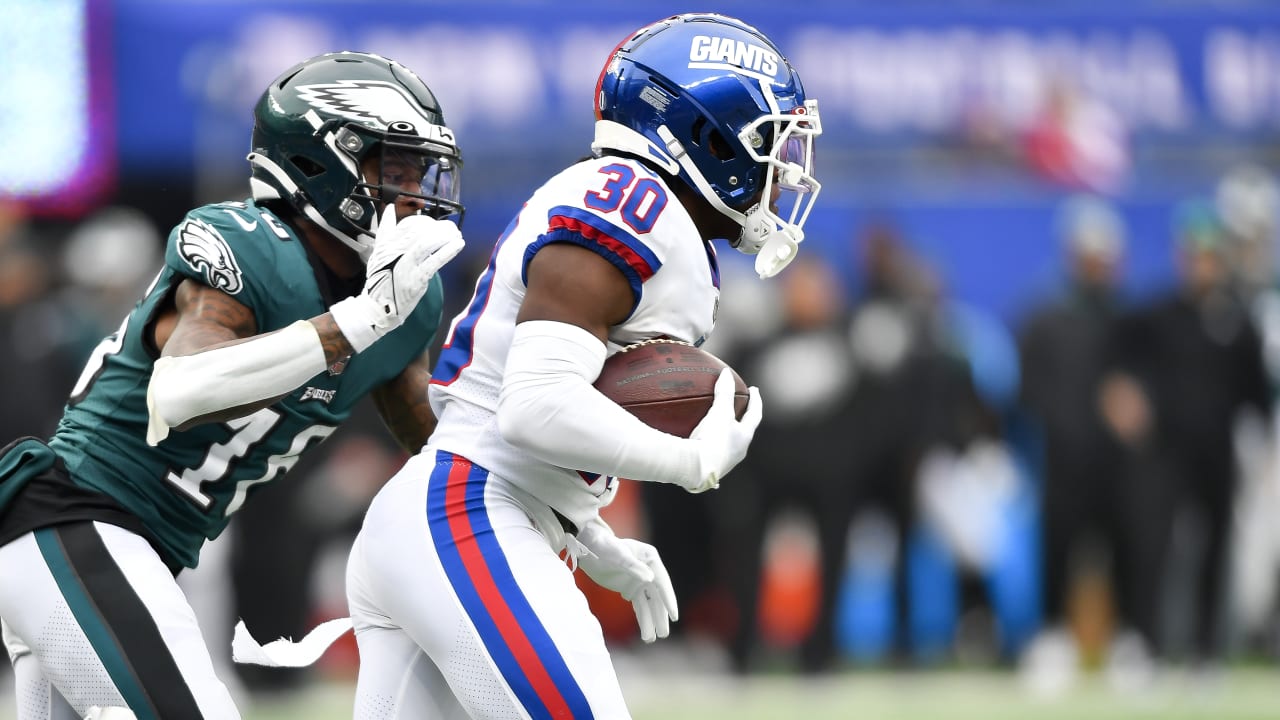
[329,295,382,354]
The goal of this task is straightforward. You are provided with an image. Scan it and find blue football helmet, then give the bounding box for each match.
[248,51,463,261]
[593,13,821,278]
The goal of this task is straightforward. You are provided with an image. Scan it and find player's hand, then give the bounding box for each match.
[686,368,763,493]
[330,205,465,353]
[576,519,677,643]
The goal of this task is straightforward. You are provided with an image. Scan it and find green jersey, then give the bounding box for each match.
[49,199,445,569]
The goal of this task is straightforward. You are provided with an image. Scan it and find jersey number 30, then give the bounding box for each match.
[584,163,669,234]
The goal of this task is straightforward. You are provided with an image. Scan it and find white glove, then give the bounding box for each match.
[330,204,465,353]
[576,519,677,643]
[685,368,763,493]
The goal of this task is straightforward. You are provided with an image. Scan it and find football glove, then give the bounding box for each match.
[686,368,763,493]
[576,519,677,643]
[330,204,464,353]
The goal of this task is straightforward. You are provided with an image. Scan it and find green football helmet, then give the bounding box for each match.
[248,51,463,260]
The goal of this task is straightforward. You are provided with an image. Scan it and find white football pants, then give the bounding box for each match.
[0,522,240,719]
[346,448,631,719]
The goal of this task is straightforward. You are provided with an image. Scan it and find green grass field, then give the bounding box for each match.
[9,666,1278,720]
[239,670,1280,720]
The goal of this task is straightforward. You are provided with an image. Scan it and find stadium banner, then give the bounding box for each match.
[112,1,1280,171]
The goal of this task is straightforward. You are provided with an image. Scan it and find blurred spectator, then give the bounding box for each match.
[1099,200,1271,671]
[713,253,860,674]
[909,269,1033,666]
[1217,164,1280,307]
[0,202,70,441]
[1022,75,1130,195]
[855,230,1025,666]
[1015,195,1139,690]
[1215,164,1280,656]
[724,219,1014,671]
[59,205,164,344]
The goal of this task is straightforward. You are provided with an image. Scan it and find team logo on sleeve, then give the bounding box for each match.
[177,219,244,295]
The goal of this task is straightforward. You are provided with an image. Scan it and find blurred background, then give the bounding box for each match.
[5,0,1280,717]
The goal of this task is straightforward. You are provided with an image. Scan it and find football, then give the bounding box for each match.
[593,339,748,438]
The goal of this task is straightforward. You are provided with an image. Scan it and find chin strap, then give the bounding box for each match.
[747,211,803,279]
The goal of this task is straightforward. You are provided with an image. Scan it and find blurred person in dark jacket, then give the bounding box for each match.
[1100,200,1271,670]
[716,254,860,674]
[725,220,1001,673]
[864,232,1011,666]
[1016,195,1137,688]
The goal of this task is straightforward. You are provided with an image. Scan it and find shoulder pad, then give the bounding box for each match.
[165,202,295,299]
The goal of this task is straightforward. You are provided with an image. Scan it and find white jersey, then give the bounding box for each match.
[429,155,721,528]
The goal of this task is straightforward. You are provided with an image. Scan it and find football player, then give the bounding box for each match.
[345,14,821,718]
[0,51,465,719]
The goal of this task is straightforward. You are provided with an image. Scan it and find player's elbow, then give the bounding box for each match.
[148,354,255,430]
[148,356,196,426]
[496,383,540,450]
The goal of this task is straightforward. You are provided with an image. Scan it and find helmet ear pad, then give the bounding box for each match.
[684,119,767,217]
[289,137,368,220]
[252,122,381,253]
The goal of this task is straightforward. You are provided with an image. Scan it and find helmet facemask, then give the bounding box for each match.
[663,92,821,279]
[732,97,821,278]
[249,119,463,263]
[247,52,463,264]
[337,122,464,243]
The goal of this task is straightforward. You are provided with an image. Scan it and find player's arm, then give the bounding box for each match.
[146,279,353,439]
[156,279,357,365]
[514,242,631,342]
[146,206,464,445]
[498,243,760,492]
[370,350,437,454]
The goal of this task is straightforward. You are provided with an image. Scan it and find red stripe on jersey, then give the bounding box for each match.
[549,214,656,281]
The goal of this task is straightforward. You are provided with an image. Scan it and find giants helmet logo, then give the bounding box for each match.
[687,35,780,83]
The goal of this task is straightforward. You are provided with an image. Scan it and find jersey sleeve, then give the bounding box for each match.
[520,160,672,316]
[162,202,287,326]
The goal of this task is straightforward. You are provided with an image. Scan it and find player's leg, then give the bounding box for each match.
[468,490,631,718]
[348,524,469,720]
[0,522,240,719]
[347,465,476,720]
[4,620,81,720]
[346,618,470,720]
[349,450,630,719]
